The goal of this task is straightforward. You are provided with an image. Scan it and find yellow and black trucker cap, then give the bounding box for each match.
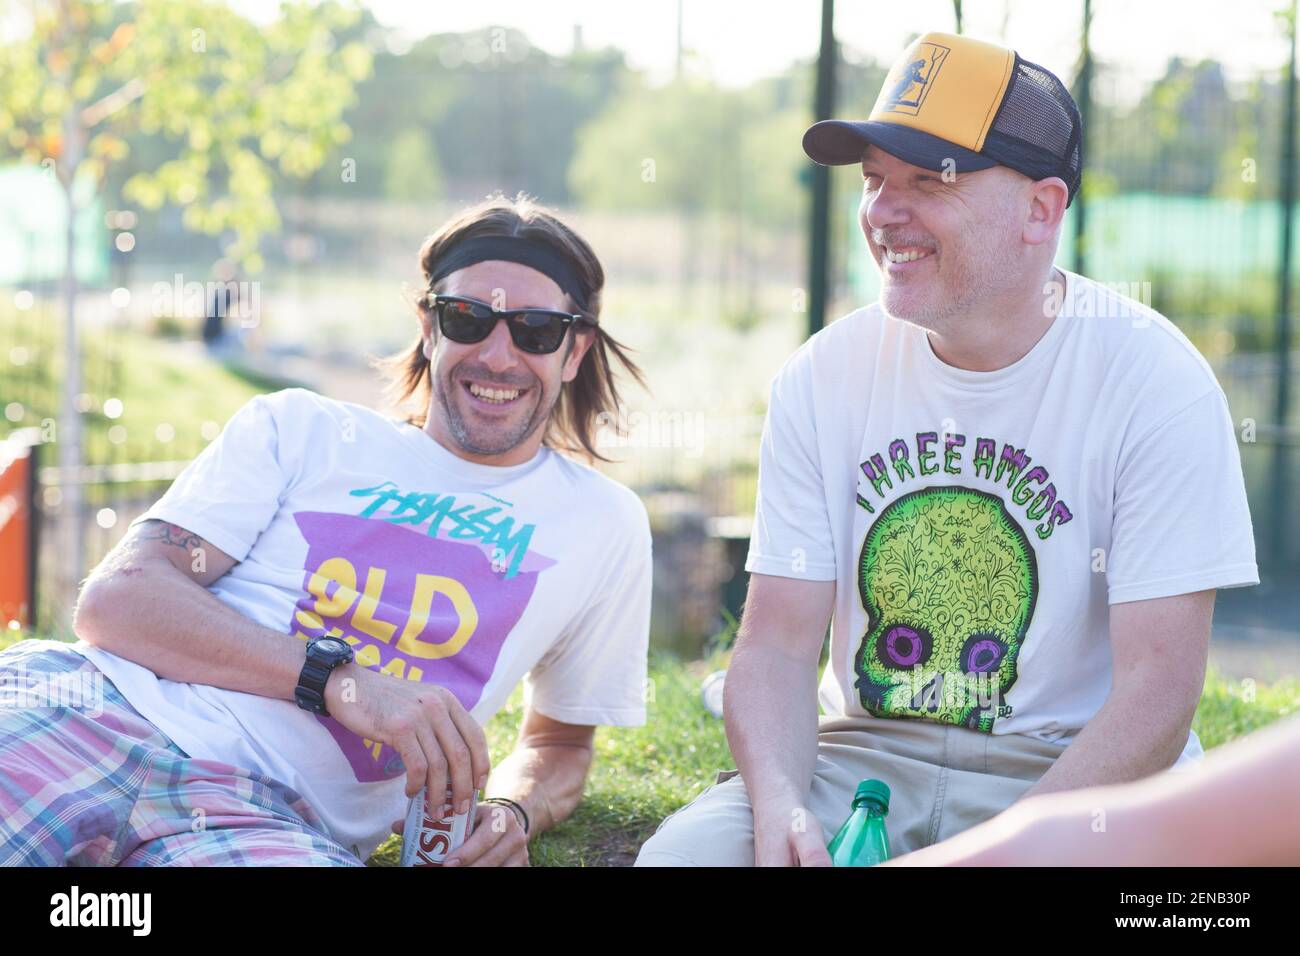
[802,31,1083,206]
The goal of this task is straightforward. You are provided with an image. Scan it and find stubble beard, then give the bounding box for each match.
[434,369,555,457]
[880,223,1015,337]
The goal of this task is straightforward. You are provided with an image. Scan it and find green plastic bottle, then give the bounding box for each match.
[827,779,891,866]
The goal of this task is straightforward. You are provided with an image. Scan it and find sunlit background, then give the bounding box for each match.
[1,0,1297,674]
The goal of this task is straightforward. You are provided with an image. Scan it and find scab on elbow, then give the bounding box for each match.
[72,566,143,644]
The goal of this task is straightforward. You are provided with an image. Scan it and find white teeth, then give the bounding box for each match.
[468,383,521,404]
[885,247,933,263]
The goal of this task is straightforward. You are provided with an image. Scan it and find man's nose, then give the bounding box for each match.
[475,316,521,372]
[863,181,912,235]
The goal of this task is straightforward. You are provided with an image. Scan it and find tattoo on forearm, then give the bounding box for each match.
[138,520,202,551]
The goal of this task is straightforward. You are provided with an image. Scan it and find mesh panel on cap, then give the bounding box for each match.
[994,62,1074,157]
[982,54,1083,202]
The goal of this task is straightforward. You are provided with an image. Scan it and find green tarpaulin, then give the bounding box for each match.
[0,164,108,287]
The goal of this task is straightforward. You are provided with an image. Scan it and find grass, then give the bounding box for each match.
[3,627,1295,867]
[1,302,266,463]
[366,650,733,867]
[1190,669,1298,749]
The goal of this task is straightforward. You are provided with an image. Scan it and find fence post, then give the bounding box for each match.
[807,0,836,339]
[1072,0,1092,278]
[1272,0,1297,572]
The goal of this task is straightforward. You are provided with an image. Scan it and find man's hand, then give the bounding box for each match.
[724,573,834,867]
[390,801,529,867]
[326,663,490,817]
[754,801,831,867]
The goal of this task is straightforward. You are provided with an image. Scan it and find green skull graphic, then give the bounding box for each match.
[855,486,1038,732]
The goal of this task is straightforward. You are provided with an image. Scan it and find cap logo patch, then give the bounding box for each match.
[881,42,950,116]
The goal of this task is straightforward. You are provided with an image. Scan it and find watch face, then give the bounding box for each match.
[318,638,346,655]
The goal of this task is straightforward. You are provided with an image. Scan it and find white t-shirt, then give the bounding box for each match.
[745,268,1258,766]
[72,388,652,861]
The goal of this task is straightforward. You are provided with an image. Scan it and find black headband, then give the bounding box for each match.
[428,235,588,310]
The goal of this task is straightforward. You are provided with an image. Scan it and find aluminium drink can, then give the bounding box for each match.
[400,785,476,867]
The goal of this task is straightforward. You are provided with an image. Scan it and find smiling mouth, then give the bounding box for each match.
[883,245,935,264]
[463,380,528,407]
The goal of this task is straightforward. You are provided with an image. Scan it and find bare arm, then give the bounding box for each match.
[74,518,490,813]
[1018,589,1214,800]
[888,713,1300,866]
[725,572,836,866]
[73,519,305,700]
[487,707,594,836]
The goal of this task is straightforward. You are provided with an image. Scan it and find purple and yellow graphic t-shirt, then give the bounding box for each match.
[745,268,1258,764]
[73,388,652,860]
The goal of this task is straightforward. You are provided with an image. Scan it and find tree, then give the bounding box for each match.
[568,71,814,316]
[385,128,443,202]
[0,0,372,626]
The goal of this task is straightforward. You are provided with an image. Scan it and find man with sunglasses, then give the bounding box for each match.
[637,32,1257,867]
[1,195,652,867]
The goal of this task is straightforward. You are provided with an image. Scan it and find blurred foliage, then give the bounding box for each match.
[384,128,443,201]
[2,5,1296,359]
[0,0,374,272]
[569,78,806,231]
[302,25,628,205]
[0,299,263,464]
[1096,55,1290,201]
[6,6,1293,254]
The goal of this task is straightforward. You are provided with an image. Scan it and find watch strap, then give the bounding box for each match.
[295,640,352,717]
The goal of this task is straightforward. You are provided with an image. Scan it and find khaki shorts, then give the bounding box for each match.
[635,713,1066,866]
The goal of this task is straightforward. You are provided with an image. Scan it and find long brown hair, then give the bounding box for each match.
[378,192,644,462]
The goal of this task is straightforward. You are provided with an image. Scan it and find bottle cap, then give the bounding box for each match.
[853,778,890,811]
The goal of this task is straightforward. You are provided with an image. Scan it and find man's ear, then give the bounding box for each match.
[1023,176,1069,246]
[561,327,595,384]
[417,303,435,359]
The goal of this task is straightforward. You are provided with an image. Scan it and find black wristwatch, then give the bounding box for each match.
[295,637,355,717]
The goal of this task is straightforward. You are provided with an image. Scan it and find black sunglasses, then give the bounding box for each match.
[428,294,593,355]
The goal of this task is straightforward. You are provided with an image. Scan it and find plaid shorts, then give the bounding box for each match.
[0,639,364,867]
